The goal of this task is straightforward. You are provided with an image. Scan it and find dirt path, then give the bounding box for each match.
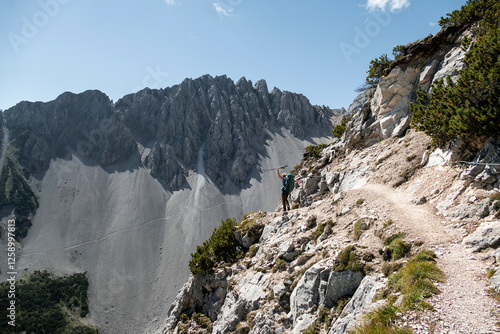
[360,183,452,245]
[354,183,500,333]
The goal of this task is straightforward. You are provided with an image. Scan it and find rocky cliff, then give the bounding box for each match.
[0,75,341,334]
[343,25,470,149]
[162,131,500,334]
[161,23,500,334]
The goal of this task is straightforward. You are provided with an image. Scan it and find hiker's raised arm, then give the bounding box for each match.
[277,168,283,180]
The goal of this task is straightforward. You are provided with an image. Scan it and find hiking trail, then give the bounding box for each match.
[347,182,500,333]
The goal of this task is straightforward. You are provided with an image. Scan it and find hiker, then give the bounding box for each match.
[277,168,294,211]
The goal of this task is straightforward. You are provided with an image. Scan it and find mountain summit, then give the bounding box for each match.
[5,75,336,190]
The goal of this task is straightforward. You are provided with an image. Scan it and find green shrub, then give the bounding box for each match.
[351,304,410,334]
[353,219,370,241]
[247,244,259,258]
[382,262,404,277]
[0,271,98,334]
[0,153,39,240]
[389,250,445,308]
[333,115,350,139]
[274,258,287,272]
[336,297,351,315]
[192,312,212,331]
[325,219,335,227]
[189,218,243,275]
[314,223,326,243]
[438,0,498,28]
[389,239,411,261]
[303,323,320,334]
[365,54,392,87]
[487,268,498,279]
[332,246,365,274]
[411,2,500,145]
[383,233,407,246]
[304,144,329,160]
[353,250,444,333]
[392,43,417,61]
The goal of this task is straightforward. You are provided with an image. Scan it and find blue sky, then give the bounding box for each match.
[1,0,467,111]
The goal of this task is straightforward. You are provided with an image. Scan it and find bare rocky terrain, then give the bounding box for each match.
[1,12,500,334]
[163,130,500,334]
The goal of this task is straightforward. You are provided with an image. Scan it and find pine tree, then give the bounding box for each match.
[411,0,500,145]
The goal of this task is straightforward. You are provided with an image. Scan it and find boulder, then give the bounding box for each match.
[212,272,270,334]
[290,262,365,323]
[163,270,229,331]
[443,198,495,221]
[321,270,364,307]
[491,271,500,294]
[273,281,289,299]
[463,221,500,252]
[292,314,317,334]
[328,275,387,334]
[303,174,320,196]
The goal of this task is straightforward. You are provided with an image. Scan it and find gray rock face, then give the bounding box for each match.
[5,75,336,190]
[289,261,364,323]
[459,139,500,190]
[491,270,500,294]
[328,275,387,334]
[212,272,270,334]
[119,75,335,189]
[165,270,271,334]
[343,26,470,148]
[443,198,497,221]
[463,221,500,252]
[5,90,136,175]
[164,269,229,330]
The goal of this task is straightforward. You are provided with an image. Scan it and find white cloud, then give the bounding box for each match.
[165,0,176,5]
[366,0,410,12]
[213,3,234,17]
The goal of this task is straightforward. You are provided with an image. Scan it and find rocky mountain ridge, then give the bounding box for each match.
[1,4,500,333]
[5,75,337,191]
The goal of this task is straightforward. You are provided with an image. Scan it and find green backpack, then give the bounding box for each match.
[286,173,295,192]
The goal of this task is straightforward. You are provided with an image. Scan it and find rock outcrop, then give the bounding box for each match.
[328,275,386,334]
[343,26,470,149]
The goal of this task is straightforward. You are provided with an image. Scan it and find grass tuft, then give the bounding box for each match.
[352,249,444,334]
[332,246,366,274]
[354,219,370,241]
